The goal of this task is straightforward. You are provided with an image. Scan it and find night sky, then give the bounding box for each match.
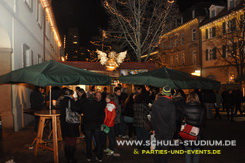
[52,0,218,47]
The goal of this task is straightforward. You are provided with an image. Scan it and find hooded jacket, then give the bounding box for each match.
[104,101,117,127]
[151,96,176,140]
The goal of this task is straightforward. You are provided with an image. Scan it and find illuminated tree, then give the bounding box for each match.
[208,12,244,81]
[103,0,179,62]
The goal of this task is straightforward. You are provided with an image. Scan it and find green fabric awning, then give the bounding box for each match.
[0,60,111,86]
[119,67,220,89]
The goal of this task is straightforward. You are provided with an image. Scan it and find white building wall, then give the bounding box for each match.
[0,0,62,131]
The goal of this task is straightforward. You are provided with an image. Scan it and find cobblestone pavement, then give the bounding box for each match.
[1,112,245,163]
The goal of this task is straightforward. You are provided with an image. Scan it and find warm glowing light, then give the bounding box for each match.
[191,70,201,76]
[61,56,65,61]
[96,50,127,71]
[40,0,62,47]
[168,0,175,3]
[73,42,78,44]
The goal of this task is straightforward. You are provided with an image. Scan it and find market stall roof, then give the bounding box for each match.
[119,67,220,89]
[0,60,111,86]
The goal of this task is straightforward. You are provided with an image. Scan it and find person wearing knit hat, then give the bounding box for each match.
[161,86,171,96]
[151,86,176,163]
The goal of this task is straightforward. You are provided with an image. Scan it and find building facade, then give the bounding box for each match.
[159,2,214,75]
[200,0,244,84]
[157,0,244,86]
[0,0,62,131]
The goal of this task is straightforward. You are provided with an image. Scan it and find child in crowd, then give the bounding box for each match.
[103,94,117,156]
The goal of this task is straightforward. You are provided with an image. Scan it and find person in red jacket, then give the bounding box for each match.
[103,94,117,156]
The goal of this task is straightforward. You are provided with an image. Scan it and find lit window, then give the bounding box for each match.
[73,42,78,44]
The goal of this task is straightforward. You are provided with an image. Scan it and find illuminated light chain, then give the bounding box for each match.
[104,1,136,26]
[40,0,62,47]
[200,9,244,29]
[161,18,198,38]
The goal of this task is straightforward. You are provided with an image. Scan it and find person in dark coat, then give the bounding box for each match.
[59,88,82,163]
[234,89,243,115]
[181,92,205,163]
[221,90,228,112]
[172,91,186,139]
[123,93,135,138]
[151,86,176,163]
[30,86,46,132]
[30,86,46,111]
[133,85,151,149]
[202,89,216,119]
[82,91,106,162]
[101,87,108,101]
[214,90,222,119]
[76,88,87,139]
[226,89,235,121]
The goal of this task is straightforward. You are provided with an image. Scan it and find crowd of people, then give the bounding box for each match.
[29,85,244,163]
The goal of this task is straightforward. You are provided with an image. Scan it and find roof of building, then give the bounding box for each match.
[200,1,244,26]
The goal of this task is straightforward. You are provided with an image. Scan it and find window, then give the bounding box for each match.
[222,45,227,58]
[206,49,209,61]
[31,50,34,66]
[212,47,217,59]
[192,10,195,19]
[23,44,31,67]
[181,53,185,65]
[222,22,226,34]
[232,43,237,55]
[180,34,184,45]
[193,51,197,65]
[206,48,217,61]
[211,10,216,18]
[192,29,196,41]
[37,1,43,28]
[228,18,236,32]
[24,0,33,12]
[206,27,216,39]
[239,40,244,55]
[38,54,43,64]
[211,27,216,38]
[240,15,244,30]
[230,0,235,9]
[175,55,179,66]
